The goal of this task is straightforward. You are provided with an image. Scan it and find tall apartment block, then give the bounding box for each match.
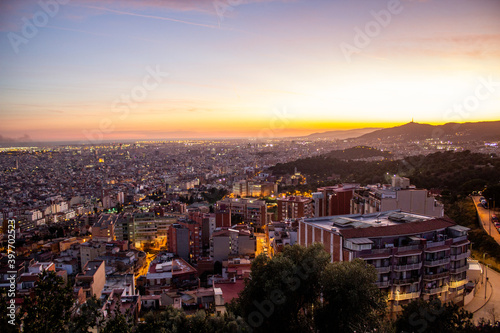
[277,196,313,221]
[312,184,359,217]
[298,211,470,312]
[215,198,267,227]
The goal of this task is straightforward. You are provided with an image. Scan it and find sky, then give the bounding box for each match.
[0,0,499,142]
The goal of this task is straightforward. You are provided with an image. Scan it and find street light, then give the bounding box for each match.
[483,253,488,299]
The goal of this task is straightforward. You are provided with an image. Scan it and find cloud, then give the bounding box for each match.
[0,134,33,143]
[73,4,220,29]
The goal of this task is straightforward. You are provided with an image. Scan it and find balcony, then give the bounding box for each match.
[394,262,422,271]
[424,258,450,267]
[450,265,468,274]
[449,279,467,289]
[374,266,391,274]
[375,280,391,288]
[393,277,421,285]
[451,251,470,261]
[423,285,449,295]
[388,291,421,301]
[396,245,421,253]
[426,240,445,248]
[423,271,449,281]
[451,236,468,244]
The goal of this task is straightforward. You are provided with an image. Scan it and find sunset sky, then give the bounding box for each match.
[1,0,500,142]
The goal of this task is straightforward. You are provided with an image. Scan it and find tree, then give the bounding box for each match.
[20,270,74,333]
[395,299,475,333]
[236,243,330,333]
[135,306,186,333]
[314,258,386,333]
[101,301,132,333]
[0,293,20,333]
[68,296,104,333]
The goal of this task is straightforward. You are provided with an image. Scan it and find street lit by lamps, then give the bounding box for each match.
[483,253,488,299]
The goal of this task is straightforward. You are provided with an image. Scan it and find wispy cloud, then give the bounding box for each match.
[74,4,221,29]
[45,25,164,43]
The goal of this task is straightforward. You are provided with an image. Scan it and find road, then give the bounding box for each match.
[471,265,500,324]
[471,196,500,245]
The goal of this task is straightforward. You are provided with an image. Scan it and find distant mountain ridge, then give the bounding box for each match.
[303,127,381,140]
[356,121,500,141]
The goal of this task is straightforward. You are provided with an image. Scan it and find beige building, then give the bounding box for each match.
[350,177,444,217]
[75,260,106,300]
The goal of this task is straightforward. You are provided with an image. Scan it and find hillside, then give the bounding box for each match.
[303,127,381,140]
[357,121,500,142]
[271,150,500,193]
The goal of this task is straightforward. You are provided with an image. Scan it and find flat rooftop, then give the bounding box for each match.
[303,210,456,239]
[80,260,104,277]
[94,214,118,228]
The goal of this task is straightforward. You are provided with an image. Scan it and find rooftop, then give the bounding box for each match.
[303,210,456,239]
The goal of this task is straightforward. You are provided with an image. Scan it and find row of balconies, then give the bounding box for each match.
[388,291,421,301]
[424,257,450,267]
[450,250,471,261]
[422,285,449,295]
[423,271,449,280]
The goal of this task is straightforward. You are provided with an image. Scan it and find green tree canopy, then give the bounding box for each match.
[395,299,474,333]
[236,243,331,333]
[314,258,387,333]
[20,270,74,333]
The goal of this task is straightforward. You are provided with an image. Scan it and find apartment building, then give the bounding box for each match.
[277,196,313,221]
[350,177,444,217]
[298,210,470,312]
[216,198,267,227]
[312,184,359,217]
[75,260,106,300]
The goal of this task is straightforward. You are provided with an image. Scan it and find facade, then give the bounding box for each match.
[211,228,256,262]
[115,212,176,246]
[232,180,278,197]
[75,260,106,300]
[298,211,470,312]
[312,184,359,217]
[215,198,267,227]
[277,196,313,221]
[350,178,444,217]
[92,214,117,242]
[167,224,191,261]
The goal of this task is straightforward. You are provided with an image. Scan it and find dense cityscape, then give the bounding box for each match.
[1,127,500,332]
[2,0,500,332]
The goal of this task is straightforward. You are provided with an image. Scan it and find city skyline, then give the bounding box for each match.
[1,0,500,142]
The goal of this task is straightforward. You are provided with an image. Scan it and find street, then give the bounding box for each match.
[470,265,500,324]
[471,196,500,245]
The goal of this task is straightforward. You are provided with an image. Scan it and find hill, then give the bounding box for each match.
[303,128,381,140]
[357,121,500,142]
[270,150,500,192]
